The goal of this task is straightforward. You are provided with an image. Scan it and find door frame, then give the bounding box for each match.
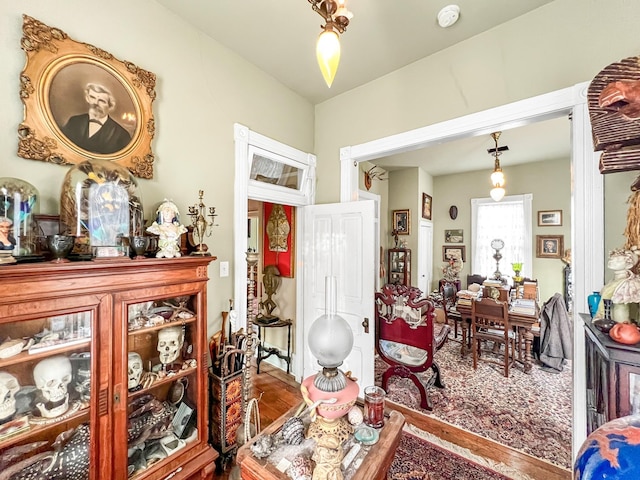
[338,82,602,457]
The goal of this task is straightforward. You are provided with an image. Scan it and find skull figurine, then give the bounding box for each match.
[128,352,144,390]
[0,371,20,422]
[33,355,72,418]
[157,326,184,365]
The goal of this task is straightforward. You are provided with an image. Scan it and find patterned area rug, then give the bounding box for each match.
[388,424,535,480]
[376,332,572,470]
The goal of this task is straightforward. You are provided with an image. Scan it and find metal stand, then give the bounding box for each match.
[256,318,292,374]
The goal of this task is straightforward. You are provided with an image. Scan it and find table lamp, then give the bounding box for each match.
[302,276,359,478]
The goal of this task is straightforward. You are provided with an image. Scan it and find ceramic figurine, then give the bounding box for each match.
[146,200,187,258]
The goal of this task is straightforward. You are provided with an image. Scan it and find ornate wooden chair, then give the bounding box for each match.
[439,281,467,356]
[375,284,450,410]
[471,297,516,377]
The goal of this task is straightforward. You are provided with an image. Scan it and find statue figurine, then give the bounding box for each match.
[146,200,187,258]
[596,246,640,322]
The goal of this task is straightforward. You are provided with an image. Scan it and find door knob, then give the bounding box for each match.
[362,317,369,333]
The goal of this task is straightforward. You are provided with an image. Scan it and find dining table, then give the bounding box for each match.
[455,302,540,374]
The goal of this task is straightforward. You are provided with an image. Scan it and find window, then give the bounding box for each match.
[471,194,532,279]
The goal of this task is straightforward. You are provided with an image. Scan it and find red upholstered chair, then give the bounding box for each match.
[375,284,450,411]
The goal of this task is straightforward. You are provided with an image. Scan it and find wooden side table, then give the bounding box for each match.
[237,405,405,480]
[256,318,293,374]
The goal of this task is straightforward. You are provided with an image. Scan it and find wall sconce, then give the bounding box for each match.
[309,0,353,87]
[488,131,507,202]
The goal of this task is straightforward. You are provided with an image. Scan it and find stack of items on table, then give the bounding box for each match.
[456,284,482,306]
[510,281,539,316]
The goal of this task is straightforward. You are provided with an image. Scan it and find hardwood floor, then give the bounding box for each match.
[213,364,571,480]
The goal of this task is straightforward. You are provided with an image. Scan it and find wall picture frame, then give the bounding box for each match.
[536,235,564,258]
[442,245,466,262]
[444,229,463,243]
[422,193,432,220]
[18,15,157,178]
[392,209,410,235]
[537,210,563,226]
[263,203,295,277]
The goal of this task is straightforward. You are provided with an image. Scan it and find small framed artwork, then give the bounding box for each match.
[444,229,463,243]
[422,193,432,220]
[536,235,564,259]
[442,245,466,262]
[393,209,410,235]
[538,210,563,226]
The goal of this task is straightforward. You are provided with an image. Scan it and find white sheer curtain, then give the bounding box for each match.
[471,194,532,280]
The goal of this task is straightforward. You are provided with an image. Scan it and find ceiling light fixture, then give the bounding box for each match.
[488,131,507,202]
[309,0,353,88]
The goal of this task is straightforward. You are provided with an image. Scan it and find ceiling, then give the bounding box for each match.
[156,0,570,175]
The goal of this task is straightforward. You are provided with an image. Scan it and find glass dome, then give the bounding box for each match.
[0,177,39,256]
[60,160,144,258]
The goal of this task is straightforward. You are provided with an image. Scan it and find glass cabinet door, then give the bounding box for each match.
[0,309,94,479]
[125,294,200,478]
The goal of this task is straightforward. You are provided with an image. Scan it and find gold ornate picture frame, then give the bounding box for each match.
[18,15,156,178]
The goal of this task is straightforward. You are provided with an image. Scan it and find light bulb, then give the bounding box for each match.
[316,29,341,88]
[490,186,506,202]
[491,169,505,187]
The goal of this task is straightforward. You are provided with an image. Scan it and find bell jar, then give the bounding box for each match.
[0,177,39,257]
[60,159,144,258]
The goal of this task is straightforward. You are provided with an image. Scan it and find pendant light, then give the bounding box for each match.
[309,0,353,88]
[489,131,506,202]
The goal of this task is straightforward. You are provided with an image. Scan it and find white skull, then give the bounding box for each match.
[157,326,184,365]
[128,352,143,389]
[0,372,20,421]
[33,355,72,418]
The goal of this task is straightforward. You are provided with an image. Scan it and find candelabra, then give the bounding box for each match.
[187,190,217,256]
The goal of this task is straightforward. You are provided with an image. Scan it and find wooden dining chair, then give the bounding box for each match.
[439,281,467,356]
[471,297,516,377]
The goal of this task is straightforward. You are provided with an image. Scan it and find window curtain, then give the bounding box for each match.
[471,194,532,280]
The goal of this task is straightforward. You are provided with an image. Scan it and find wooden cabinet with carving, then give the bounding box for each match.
[0,257,218,479]
[387,248,411,286]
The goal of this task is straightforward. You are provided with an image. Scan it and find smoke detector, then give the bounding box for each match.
[437,5,460,28]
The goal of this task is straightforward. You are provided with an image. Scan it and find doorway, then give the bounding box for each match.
[339,82,603,455]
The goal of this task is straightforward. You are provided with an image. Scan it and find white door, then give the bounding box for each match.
[418,221,433,294]
[302,200,375,396]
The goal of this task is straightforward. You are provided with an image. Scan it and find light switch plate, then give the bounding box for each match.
[220,261,229,277]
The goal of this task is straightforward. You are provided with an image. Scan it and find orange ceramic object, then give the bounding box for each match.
[609,323,640,345]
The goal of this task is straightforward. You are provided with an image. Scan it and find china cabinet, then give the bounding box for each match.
[387,248,411,286]
[584,314,640,435]
[0,256,217,479]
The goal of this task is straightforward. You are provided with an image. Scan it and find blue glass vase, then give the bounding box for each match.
[588,291,601,318]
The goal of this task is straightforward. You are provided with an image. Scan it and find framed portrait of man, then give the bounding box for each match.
[536,235,564,259]
[17,15,156,178]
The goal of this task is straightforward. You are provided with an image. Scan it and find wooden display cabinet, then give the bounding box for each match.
[387,248,411,286]
[584,314,640,434]
[0,257,218,479]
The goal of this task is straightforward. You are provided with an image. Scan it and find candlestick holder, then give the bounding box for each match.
[187,190,218,256]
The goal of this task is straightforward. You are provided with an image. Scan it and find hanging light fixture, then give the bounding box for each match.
[309,0,353,88]
[488,131,507,202]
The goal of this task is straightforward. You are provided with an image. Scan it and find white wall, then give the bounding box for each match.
[0,1,314,335]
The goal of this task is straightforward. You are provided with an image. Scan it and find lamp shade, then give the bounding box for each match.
[316,29,341,87]
[490,186,506,202]
[308,276,353,391]
[490,169,505,187]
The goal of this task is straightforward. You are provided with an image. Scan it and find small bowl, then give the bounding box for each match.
[593,318,616,334]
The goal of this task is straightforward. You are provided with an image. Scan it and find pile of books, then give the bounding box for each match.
[510,298,537,315]
[456,289,481,306]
